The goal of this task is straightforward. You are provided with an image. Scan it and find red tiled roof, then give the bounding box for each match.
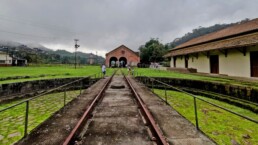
[106,45,139,56]
[174,18,258,50]
[164,32,258,57]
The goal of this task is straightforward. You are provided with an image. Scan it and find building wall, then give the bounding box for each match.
[0,53,12,65]
[171,45,258,77]
[219,49,250,77]
[188,54,210,73]
[170,57,174,67]
[176,56,185,68]
[105,45,140,67]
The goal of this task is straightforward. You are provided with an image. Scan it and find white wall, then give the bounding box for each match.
[0,53,12,64]
[170,57,174,67]
[188,54,210,73]
[170,45,258,77]
[176,56,185,68]
[219,49,250,77]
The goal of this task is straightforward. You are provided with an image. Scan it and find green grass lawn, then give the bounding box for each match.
[154,89,258,145]
[0,65,114,84]
[0,90,80,145]
[1,66,258,145]
[134,68,258,88]
[1,66,257,88]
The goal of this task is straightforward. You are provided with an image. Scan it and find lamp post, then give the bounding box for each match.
[74,39,80,69]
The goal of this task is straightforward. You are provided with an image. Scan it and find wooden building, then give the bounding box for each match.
[105,45,140,67]
[165,18,258,77]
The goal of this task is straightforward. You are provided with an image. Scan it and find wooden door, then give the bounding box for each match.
[173,56,176,67]
[185,56,188,68]
[210,55,219,74]
[251,51,258,77]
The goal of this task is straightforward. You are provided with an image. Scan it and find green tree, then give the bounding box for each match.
[139,38,167,64]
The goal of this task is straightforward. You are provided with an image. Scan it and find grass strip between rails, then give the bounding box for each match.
[154,89,258,145]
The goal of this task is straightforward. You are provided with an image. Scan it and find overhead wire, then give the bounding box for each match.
[0,14,78,40]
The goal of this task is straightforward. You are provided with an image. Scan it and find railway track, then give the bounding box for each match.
[63,72,168,145]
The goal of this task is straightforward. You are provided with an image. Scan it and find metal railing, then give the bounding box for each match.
[132,73,258,130]
[0,72,103,145]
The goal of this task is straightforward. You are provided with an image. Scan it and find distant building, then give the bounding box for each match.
[0,51,12,66]
[88,53,95,65]
[12,56,27,66]
[0,51,27,66]
[165,18,258,78]
[105,45,140,67]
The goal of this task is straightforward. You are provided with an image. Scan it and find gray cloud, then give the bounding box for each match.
[0,0,257,56]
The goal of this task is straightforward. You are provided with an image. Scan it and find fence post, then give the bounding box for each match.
[64,89,66,106]
[193,97,199,130]
[80,81,82,95]
[152,79,154,92]
[165,85,168,105]
[24,101,29,137]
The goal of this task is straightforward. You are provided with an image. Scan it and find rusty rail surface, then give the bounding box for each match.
[124,76,169,145]
[63,70,168,145]
[63,73,115,145]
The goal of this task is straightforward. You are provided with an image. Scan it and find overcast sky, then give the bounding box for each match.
[0,0,258,57]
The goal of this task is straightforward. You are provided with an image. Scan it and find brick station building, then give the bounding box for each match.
[165,18,258,78]
[105,45,140,67]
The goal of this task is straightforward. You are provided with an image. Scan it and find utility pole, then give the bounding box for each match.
[5,46,9,67]
[74,39,80,69]
[96,51,98,65]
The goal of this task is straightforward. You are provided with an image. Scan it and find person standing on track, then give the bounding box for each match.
[102,64,106,78]
[127,65,131,75]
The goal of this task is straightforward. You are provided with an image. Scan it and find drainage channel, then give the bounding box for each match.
[63,74,168,145]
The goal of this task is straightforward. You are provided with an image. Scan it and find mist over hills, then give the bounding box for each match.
[0,40,105,64]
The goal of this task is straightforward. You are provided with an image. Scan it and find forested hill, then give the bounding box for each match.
[0,40,105,64]
[168,18,250,48]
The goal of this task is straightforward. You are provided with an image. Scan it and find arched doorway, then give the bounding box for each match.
[109,57,118,67]
[119,57,127,67]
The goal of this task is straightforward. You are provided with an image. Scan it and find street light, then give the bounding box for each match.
[74,39,80,69]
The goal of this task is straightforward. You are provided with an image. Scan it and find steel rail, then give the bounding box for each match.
[124,76,169,145]
[62,73,115,145]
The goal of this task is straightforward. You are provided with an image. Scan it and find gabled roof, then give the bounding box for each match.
[165,32,258,57]
[165,18,258,57]
[174,18,258,50]
[106,45,139,56]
